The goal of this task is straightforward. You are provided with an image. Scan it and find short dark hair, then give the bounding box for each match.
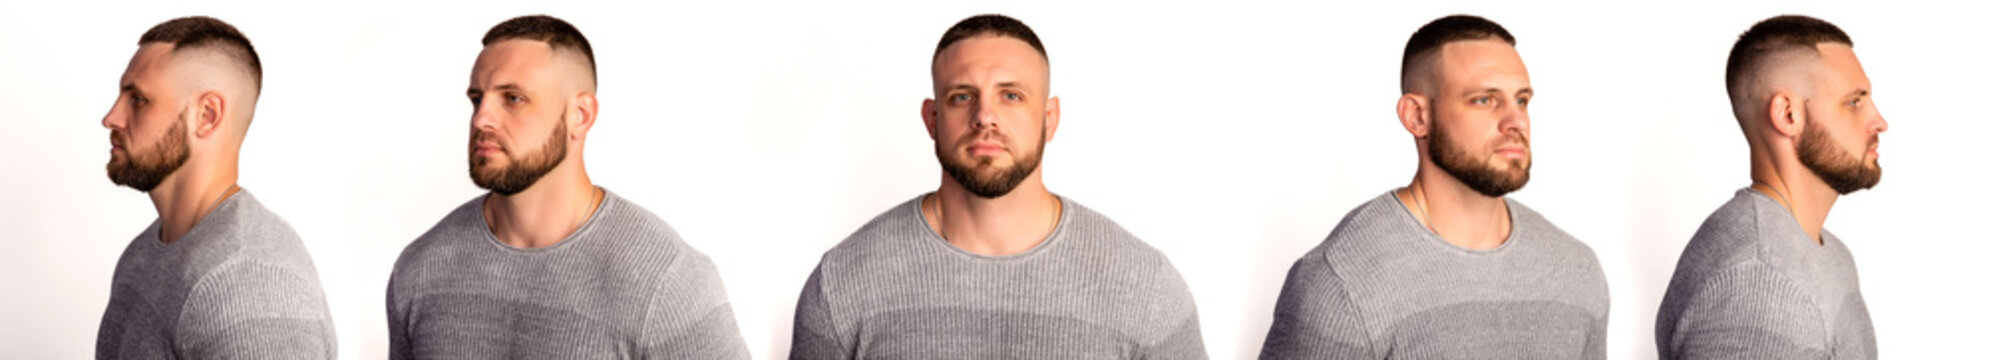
[1400,15,1516,94]
[1725,15,1852,100]
[933,14,1047,63]
[139,16,262,92]
[483,15,597,85]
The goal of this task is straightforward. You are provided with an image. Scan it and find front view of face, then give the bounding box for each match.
[1426,40,1532,197]
[1796,43,1887,194]
[467,40,573,195]
[103,44,193,192]
[929,35,1052,199]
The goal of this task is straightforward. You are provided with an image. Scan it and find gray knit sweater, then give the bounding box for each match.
[791,194,1207,359]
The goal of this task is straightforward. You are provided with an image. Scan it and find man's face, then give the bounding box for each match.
[1426,40,1532,197]
[1797,43,1887,194]
[467,40,573,195]
[102,44,191,192]
[927,35,1054,199]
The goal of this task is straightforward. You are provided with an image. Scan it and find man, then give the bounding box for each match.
[1656,15,1887,359]
[1260,15,1609,359]
[96,16,337,359]
[386,15,749,359]
[790,14,1206,359]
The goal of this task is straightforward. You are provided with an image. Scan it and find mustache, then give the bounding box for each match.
[1493,132,1529,148]
[955,129,1008,145]
[470,131,504,150]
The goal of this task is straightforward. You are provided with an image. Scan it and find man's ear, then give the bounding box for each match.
[193,90,226,139]
[571,91,599,139]
[1397,93,1430,139]
[921,98,939,140]
[1042,96,1060,143]
[1766,91,1803,138]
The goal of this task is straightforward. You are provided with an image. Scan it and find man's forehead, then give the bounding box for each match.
[932,35,1047,84]
[470,40,568,87]
[1434,40,1528,87]
[1814,43,1868,86]
[122,44,179,83]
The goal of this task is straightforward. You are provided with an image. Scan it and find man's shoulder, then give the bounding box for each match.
[185,191,316,271]
[578,191,692,253]
[395,195,488,262]
[1310,193,1418,260]
[819,195,928,265]
[1679,191,1777,271]
[1504,198,1599,260]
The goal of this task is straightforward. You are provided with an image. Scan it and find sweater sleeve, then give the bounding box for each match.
[790,266,849,359]
[1259,253,1376,360]
[1657,261,1829,360]
[636,250,751,360]
[177,261,337,360]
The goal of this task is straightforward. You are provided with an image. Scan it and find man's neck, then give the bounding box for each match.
[1398,167,1512,250]
[147,166,239,245]
[921,175,1062,256]
[1751,154,1837,245]
[482,169,602,249]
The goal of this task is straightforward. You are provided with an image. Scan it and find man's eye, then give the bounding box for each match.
[1471,97,1492,105]
[1004,93,1021,101]
[951,94,972,103]
[507,95,525,104]
[1516,97,1530,106]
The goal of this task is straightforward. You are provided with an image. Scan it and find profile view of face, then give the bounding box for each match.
[102,44,193,192]
[1425,39,1532,197]
[1795,43,1887,194]
[466,40,574,195]
[928,35,1053,199]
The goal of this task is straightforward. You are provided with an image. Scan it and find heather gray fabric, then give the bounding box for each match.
[1260,192,1609,359]
[791,194,1206,359]
[1655,189,1875,359]
[96,189,337,359]
[388,189,748,359]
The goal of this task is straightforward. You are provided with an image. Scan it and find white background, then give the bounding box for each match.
[3,1,1984,359]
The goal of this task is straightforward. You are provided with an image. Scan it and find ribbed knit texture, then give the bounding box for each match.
[1655,189,1875,359]
[387,189,749,359]
[1260,192,1610,359]
[96,189,338,359]
[790,194,1207,359]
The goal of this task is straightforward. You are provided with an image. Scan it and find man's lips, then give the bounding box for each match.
[967,142,1006,156]
[474,143,503,156]
[1495,144,1527,158]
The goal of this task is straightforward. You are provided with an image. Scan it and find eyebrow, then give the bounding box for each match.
[1461,87,1533,97]
[467,83,525,96]
[1846,89,1870,98]
[944,82,1033,92]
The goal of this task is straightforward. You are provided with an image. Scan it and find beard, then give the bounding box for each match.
[470,120,568,196]
[1798,123,1881,194]
[107,116,191,192]
[937,128,1044,199]
[1427,114,1530,198]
